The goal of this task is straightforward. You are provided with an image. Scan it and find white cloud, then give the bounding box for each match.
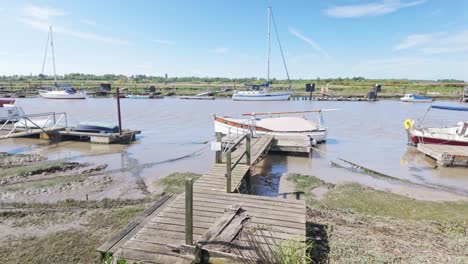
[23,4,66,20]
[18,5,129,45]
[289,27,330,58]
[324,0,426,18]
[395,30,468,54]
[80,19,96,26]
[152,39,174,45]
[394,33,438,50]
[213,47,229,54]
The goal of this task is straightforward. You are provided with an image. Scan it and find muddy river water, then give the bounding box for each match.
[1,98,467,201]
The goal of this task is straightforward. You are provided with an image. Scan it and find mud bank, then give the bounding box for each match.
[0,152,145,203]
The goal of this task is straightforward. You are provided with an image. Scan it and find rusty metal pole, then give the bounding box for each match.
[116,88,122,135]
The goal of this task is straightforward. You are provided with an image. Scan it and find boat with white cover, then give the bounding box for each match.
[405,105,468,146]
[214,110,334,143]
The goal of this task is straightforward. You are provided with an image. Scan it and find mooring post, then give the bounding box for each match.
[226,150,232,193]
[185,179,193,245]
[116,88,122,135]
[246,135,251,166]
[215,132,222,164]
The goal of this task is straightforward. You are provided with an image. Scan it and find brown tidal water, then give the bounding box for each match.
[1,97,467,201]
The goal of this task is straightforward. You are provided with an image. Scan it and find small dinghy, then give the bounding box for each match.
[400,94,433,102]
[74,121,119,134]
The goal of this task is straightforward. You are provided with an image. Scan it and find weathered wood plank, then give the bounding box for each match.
[96,194,174,254]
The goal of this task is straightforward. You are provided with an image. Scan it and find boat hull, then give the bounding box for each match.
[408,127,468,146]
[214,117,327,142]
[39,91,86,99]
[232,92,291,101]
[400,98,433,102]
[0,106,25,122]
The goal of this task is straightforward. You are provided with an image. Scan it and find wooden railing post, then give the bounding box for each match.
[246,135,251,166]
[215,132,222,164]
[185,179,193,245]
[226,150,232,193]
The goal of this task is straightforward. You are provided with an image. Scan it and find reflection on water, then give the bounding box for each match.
[1,98,467,199]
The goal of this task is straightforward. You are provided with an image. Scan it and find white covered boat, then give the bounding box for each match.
[214,110,331,143]
[232,7,292,101]
[405,105,468,146]
[401,94,433,102]
[0,99,25,122]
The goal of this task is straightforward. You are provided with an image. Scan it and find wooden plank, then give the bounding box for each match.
[97,194,174,254]
[177,195,306,214]
[114,247,191,264]
[154,209,305,230]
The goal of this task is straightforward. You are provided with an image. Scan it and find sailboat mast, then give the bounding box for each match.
[266,6,271,90]
[49,26,57,84]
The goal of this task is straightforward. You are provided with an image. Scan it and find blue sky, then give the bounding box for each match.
[1,0,468,80]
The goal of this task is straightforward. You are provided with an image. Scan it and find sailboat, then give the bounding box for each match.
[232,7,292,101]
[38,26,86,99]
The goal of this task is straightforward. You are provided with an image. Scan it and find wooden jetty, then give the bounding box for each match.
[97,134,307,263]
[0,109,140,144]
[417,144,468,167]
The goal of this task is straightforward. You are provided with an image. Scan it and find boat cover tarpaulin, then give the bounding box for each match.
[412,94,432,99]
[431,105,468,112]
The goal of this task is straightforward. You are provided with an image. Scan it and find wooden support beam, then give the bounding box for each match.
[185,179,193,245]
[246,135,251,166]
[226,151,232,193]
[215,132,222,164]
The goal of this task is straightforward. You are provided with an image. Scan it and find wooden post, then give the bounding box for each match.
[226,151,232,193]
[116,88,122,135]
[215,132,222,164]
[246,135,251,166]
[185,179,193,245]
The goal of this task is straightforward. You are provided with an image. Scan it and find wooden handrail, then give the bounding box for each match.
[225,133,248,152]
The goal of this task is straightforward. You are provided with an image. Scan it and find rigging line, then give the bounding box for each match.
[41,29,50,76]
[270,8,291,89]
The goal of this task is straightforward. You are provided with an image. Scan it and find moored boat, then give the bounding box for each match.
[39,87,87,99]
[0,99,25,122]
[74,121,119,133]
[127,94,150,99]
[405,105,468,146]
[38,26,86,100]
[232,7,292,101]
[214,110,334,143]
[400,94,433,102]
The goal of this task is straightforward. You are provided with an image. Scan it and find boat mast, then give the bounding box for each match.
[49,26,57,85]
[266,6,271,93]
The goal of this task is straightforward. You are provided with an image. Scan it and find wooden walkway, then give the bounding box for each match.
[0,126,64,140]
[418,143,468,167]
[98,134,307,263]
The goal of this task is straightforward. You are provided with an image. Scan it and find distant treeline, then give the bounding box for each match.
[0,74,464,84]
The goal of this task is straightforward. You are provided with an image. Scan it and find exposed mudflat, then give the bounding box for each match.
[0,152,145,203]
